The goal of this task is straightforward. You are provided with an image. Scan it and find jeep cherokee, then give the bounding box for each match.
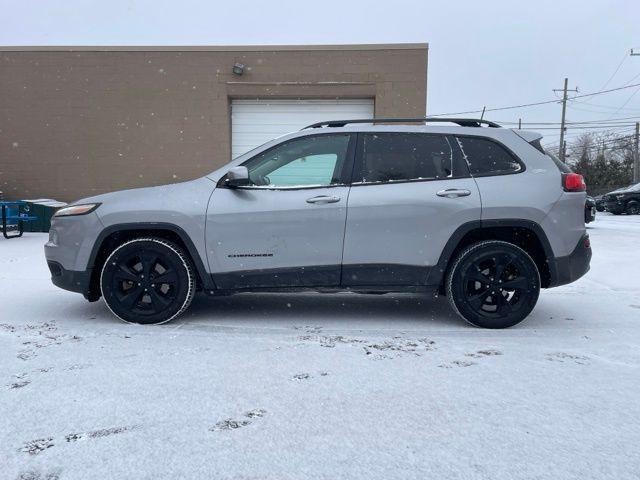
[45,118,591,328]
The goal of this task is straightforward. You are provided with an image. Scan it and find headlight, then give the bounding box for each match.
[54,203,101,217]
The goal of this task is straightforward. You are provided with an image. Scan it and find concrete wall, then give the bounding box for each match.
[0,44,428,201]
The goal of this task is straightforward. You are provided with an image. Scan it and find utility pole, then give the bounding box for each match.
[632,51,639,182]
[634,122,639,183]
[553,78,578,163]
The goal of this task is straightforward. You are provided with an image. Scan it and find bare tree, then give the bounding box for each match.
[565,132,634,194]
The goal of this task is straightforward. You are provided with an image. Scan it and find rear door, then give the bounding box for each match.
[342,132,481,287]
[206,133,355,289]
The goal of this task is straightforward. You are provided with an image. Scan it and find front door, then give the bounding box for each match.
[342,132,482,287]
[206,133,355,289]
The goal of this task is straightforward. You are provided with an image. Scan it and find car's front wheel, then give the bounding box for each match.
[100,238,195,324]
[445,240,540,328]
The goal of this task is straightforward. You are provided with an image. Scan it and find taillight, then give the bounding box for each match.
[562,173,586,192]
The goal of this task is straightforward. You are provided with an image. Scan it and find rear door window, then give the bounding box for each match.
[355,133,457,183]
[455,136,523,176]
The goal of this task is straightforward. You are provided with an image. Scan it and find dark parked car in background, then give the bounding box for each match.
[585,196,596,223]
[594,195,605,212]
[602,183,640,215]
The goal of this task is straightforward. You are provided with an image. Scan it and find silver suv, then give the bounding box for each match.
[45,118,591,328]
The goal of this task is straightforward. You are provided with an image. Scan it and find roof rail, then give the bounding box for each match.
[302,117,502,130]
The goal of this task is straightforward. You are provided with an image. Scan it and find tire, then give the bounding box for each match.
[626,201,640,215]
[100,238,195,325]
[445,240,540,329]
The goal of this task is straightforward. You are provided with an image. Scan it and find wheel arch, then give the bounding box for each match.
[86,223,214,301]
[428,219,556,290]
[626,199,640,213]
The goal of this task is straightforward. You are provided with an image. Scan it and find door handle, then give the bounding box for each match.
[306,195,341,204]
[436,188,471,198]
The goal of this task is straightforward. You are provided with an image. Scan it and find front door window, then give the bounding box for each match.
[243,134,351,187]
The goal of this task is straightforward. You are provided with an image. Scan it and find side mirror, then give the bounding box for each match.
[222,166,251,188]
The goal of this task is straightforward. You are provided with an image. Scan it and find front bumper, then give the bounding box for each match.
[47,261,91,294]
[45,212,104,301]
[548,233,591,287]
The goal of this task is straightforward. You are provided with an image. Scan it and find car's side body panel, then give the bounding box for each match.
[466,129,585,258]
[342,178,482,285]
[45,177,215,274]
[205,185,350,289]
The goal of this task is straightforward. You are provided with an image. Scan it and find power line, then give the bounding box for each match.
[542,126,636,147]
[583,51,629,99]
[546,139,635,155]
[623,71,640,87]
[566,103,640,115]
[605,52,640,121]
[429,81,640,117]
[545,137,635,150]
[544,131,636,149]
[543,126,637,141]
[498,118,640,125]
[567,98,640,111]
[605,86,640,120]
[544,126,636,139]
[527,124,637,130]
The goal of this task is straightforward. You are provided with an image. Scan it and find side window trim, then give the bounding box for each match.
[224,133,357,191]
[453,134,526,178]
[350,132,470,186]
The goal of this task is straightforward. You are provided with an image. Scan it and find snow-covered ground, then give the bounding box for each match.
[2,213,639,480]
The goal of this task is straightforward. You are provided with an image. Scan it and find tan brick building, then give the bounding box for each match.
[0,44,428,201]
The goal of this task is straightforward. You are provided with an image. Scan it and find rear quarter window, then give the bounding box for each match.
[456,136,523,176]
[529,138,572,173]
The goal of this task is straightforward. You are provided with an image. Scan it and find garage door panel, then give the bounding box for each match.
[231,99,374,158]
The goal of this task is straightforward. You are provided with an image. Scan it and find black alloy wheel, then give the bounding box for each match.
[626,201,640,215]
[100,238,195,324]
[446,240,540,328]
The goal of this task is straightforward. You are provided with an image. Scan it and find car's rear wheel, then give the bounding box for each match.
[626,201,640,215]
[445,240,540,329]
[100,238,195,324]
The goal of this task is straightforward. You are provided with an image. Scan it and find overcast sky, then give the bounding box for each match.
[2,0,639,147]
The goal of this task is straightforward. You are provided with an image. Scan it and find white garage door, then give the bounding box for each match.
[231,99,374,159]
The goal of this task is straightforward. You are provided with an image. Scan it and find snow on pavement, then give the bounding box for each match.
[1,213,639,479]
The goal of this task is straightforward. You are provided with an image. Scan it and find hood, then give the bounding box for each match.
[70,178,215,206]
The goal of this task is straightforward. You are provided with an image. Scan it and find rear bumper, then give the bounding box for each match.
[585,205,596,223]
[548,234,591,287]
[47,261,98,301]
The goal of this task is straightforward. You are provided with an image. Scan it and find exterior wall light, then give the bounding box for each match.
[232,63,245,75]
